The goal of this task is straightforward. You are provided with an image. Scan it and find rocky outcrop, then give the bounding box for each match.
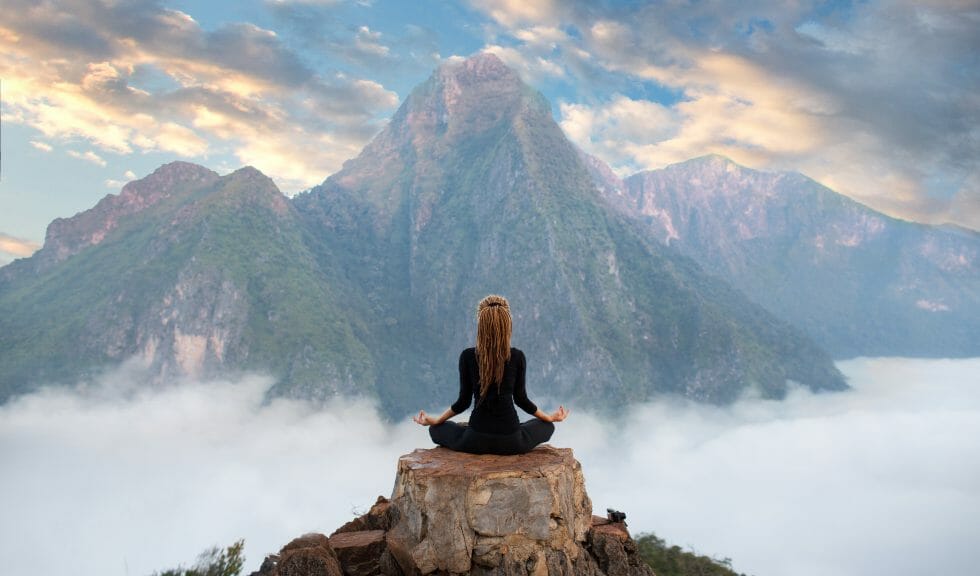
[386,446,592,575]
[266,533,345,576]
[249,446,653,576]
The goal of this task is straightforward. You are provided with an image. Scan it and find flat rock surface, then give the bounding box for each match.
[396,445,576,477]
[330,530,386,549]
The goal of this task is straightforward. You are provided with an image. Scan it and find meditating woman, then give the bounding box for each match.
[412,294,569,455]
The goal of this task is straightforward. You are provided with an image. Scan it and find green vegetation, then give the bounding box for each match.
[635,533,748,576]
[152,540,244,576]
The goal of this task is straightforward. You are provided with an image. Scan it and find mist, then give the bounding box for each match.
[2,358,978,576]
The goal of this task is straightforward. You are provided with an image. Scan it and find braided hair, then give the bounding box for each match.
[475,295,512,398]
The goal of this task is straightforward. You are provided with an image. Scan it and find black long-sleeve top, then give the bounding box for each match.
[451,347,538,435]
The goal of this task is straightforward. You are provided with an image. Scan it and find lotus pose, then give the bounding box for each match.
[413,295,569,455]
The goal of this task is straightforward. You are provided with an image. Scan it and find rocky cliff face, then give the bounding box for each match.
[248,446,653,576]
[12,162,220,277]
[599,154,980,357]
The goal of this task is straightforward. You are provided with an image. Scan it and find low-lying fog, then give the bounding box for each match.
[2,358,978,576]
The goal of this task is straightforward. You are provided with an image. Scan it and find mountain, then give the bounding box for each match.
[294,53,846,412]
[0,162,375,400]
[591,154,979,357]
[0,54,847,413]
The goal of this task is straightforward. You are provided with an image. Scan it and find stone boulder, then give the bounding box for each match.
[586,518,654,576]
[385,446,593,575]
[332,496,393,535]
[330,530,388,576]
[275,533,344,576]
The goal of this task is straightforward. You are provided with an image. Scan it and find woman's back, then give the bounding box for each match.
[455,347,537,435]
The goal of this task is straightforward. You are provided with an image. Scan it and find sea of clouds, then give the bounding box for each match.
[2,357,978,576]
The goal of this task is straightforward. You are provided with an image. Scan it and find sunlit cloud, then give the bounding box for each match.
[29,140,52,152]
[0,233,41,259]
[469,0,980,230]
[0,0,399,193]
[470,0,560,28]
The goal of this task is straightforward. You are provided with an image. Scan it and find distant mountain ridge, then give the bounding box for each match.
[0,162,375,399]
[588,153,979,357]
[1,54,873,412]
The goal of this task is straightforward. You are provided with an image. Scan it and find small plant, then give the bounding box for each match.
[152,539,244,576]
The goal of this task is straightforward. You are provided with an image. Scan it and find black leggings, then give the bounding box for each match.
[429,419,555,455]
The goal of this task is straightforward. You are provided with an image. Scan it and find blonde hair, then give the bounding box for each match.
[476,295,512,398]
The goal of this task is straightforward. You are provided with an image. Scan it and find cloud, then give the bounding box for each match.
[469,0,561,28]
[482,44,565,81]
[560,96,678,175]
[469,0,980,230]
[268,0,343,5]
[0,368,421,576]
[566,357,980,576]
[67,149,109,167]
[353,26,390,58]
[29,140,52,152]
[0,233,41,259]
[0,0,399,192]
[105,170,139,189]
[1,358,978,576]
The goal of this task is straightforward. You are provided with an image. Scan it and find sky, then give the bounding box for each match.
[1,357,978,576]
[1,0,979,264]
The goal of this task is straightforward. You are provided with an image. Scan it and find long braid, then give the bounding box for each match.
[476,295,512,399]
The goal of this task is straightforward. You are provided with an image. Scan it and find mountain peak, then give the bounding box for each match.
[439,51,515,81]
[680,153,742,171]
[227,165,273,185]
[122,161,219,198]
[417,51,529,124]
[31,162,219,269]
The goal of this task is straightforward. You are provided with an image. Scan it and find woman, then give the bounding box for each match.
[413,295,569,455]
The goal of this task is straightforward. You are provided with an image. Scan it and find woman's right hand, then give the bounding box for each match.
[536,405,569,423]
[549,405,570,423]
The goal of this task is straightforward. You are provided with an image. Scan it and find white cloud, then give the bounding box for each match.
[267,0,342,4]
[482,45,565,80]
[1,358,978,576]
[567,357,980,576]
[106,170,140,189]
[29,140,52,152]
[0,370,421,576]
[560,95,678,175]
[67,149,108,167]
[513,25,569,47]
[354,25,390,57]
